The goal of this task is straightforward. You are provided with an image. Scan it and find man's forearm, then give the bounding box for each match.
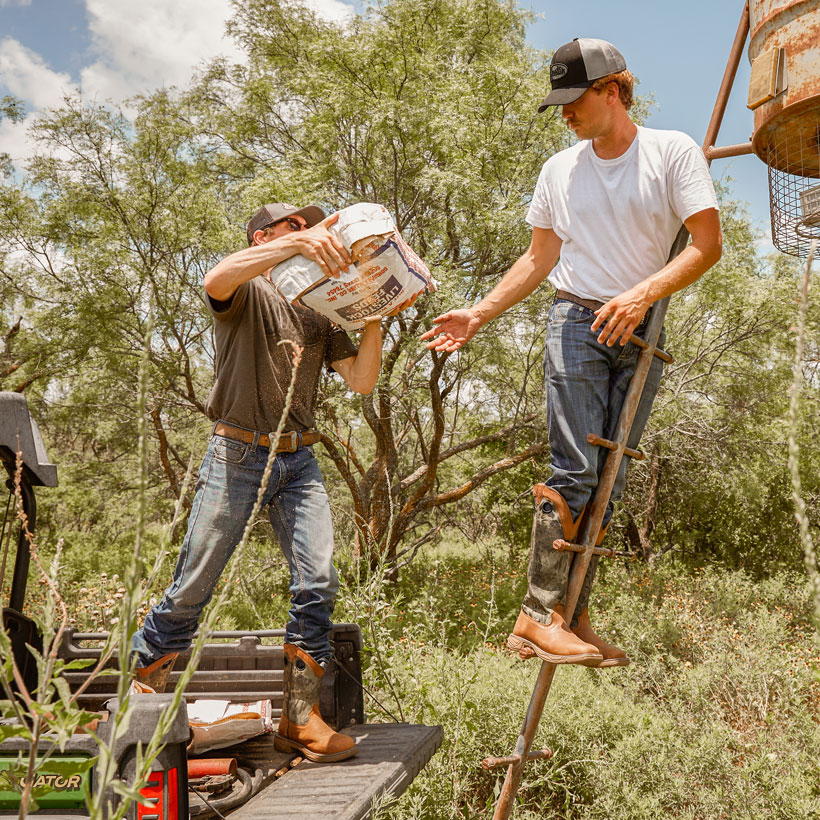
[203,236,304,300]
[421,227,561,353]
[472,250,553,325]
[338,320,383,394]
[629,241,721,307]
[591,208,722,347]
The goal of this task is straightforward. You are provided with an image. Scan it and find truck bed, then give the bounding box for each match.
[200,724,441,819]
[0,625,442,819]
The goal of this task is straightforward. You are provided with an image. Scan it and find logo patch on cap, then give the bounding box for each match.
[282,203,296,210]
[551,63,568,80]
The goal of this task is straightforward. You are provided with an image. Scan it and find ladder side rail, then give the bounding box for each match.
[563,307,667,619]
[492,661,557,820]
[564,225,690,624]
[492,268,674,820]
[490,4,740,811]
[561,299,667,621]
[490,226,690,820]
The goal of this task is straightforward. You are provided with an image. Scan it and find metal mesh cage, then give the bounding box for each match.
[764,100,820,258]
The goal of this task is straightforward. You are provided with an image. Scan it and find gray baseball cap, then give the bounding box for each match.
[246,202,326,244]
[538,38,627,111]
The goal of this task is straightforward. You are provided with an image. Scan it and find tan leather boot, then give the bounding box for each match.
[507,605,603,667]
[571,608,630,668]
[273,644,357,763]
[134,652,179,693]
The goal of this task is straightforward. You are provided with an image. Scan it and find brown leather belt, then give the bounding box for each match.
[213,422,320,452]
[554,289,651,331]
[554,289,605,312]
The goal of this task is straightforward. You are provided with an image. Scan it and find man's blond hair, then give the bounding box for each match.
[591,69,634,111]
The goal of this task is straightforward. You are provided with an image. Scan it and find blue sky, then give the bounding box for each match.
[0,0,770,249]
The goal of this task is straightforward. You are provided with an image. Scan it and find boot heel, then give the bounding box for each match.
[506,634,536,660]
[273,734,296,754]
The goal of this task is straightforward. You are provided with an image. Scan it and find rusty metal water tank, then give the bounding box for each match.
[747,0,820,256]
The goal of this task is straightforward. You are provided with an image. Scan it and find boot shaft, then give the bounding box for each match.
[282,643,323,726]
[134,652,178,694]
[524,485,577,622]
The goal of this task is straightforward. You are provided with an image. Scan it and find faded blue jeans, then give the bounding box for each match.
[132,432,339,666]
[526,297,665,622]
[545,297,665,524]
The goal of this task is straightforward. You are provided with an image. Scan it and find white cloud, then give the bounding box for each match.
[79,0,245,103]
[0,114,32,163]
[0,0,32,7]
[0,37,77,110]
[0,0,353,167]
[305,0,355,23]
[0,38,78,165]
[78,0,353,103]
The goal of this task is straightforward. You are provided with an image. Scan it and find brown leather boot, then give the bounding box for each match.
[134,652,179,693]
[507,605,603,667]
[273,644,357,763]
[571,608,630,668]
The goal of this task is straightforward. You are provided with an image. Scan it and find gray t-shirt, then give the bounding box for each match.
[204,276,358,433]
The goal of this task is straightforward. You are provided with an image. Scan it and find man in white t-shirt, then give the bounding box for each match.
[422,38,721,667]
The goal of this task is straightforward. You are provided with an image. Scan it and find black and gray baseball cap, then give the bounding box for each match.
[538,38,627,111]
[246,202,326,244]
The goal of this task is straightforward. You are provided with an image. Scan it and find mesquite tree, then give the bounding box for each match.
[180,0,572,562]
[0,0,571,567]
[2,0,815,578]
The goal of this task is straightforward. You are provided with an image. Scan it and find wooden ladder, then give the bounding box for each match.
[481,227,687,819]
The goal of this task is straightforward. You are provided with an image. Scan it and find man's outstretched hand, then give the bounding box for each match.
[421,308,483,352]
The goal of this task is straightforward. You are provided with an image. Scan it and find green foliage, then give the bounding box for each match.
[2,0,806,576]
[345,542,820,819]
[0,0,567,565]
[0,1,817,817]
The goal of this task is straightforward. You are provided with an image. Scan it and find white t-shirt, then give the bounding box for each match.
[526,126,718,302]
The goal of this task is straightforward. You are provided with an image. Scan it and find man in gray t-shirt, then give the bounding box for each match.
[132,202,405,763]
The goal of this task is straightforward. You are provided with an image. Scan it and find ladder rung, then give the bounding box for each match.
[552,539,616,558]
[480,749,552,770]
[586,434,644,461]
[628,333,674,363]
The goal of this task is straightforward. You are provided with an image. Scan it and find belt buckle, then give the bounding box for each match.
[279,431,299,452]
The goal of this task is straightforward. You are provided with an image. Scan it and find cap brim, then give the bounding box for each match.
[291,205,326,227]
[537,83,591,112]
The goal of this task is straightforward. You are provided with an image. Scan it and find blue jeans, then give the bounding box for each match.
[132,433,339,666]
[522,298,665,624]
[545,298,665,527]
